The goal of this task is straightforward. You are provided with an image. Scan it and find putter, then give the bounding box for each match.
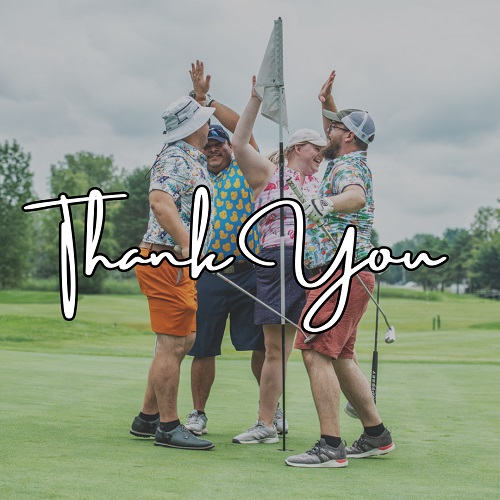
[286,176,396,344]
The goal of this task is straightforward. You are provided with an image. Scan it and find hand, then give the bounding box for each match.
[189,60,211,99]
[251,75,260,100]
[303,196,335,224]
[318,70,336,103]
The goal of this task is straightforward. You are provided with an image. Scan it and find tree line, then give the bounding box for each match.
[1,140,499,294]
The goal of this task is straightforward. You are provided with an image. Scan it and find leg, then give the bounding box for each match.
[258,324,295,427]
[302,349,341,437]
[251,349,265,384]
[333,357,381,427]
[190,356,216,412]
[149,332,195,422]
[141,375,159,414]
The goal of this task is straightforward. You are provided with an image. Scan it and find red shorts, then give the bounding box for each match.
[295,269,375,359]
[135,248,197,336]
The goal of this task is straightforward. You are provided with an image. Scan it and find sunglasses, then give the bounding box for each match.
[327,122,350,134]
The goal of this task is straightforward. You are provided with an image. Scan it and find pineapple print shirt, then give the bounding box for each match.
[208,158,259,263]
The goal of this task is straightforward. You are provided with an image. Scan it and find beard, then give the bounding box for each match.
[323,141,340,160]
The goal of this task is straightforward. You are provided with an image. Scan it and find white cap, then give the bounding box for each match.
[287,128,327,148]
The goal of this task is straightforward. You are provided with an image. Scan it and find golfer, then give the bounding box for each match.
[285,71,395,467]
[130,95,215,450]
[231,77,326,444]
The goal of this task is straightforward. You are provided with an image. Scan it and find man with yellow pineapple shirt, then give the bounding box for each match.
[184,61,289,438]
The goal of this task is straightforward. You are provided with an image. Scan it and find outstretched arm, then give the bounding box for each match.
[318,70,338,135]
[232,76,275,195]
[190,60,258,150]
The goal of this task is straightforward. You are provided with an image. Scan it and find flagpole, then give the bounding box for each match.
[274,17,287,452]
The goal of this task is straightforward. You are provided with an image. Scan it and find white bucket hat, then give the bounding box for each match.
[287,128,327,148]
[162,96,215,143]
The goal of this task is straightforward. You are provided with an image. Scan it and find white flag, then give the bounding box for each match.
[255,19,288,131]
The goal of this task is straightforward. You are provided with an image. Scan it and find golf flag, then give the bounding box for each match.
[255,18,288,131]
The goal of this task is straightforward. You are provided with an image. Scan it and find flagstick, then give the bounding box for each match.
[274,18,287,452]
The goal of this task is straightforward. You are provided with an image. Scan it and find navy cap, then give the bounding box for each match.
[207,124,231,143]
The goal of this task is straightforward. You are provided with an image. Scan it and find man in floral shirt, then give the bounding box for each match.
[130,96,216,451]
[286,72,395,468]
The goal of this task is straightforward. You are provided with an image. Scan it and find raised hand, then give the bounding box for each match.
[318,70,336,103]
[189,60,211,98]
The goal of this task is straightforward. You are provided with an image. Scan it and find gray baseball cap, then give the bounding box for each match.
[323,108,375,144]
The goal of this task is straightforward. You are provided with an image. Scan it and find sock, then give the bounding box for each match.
[139,411,160,422]
[364,423,385,437]
[321,435,342,448]
[195,410,206,416]
[160,419,180,432]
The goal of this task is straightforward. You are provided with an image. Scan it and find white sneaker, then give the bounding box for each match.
[232,421,279,444]
[274,403,289,435]
[344,401,359,419]
[184,410,208,436]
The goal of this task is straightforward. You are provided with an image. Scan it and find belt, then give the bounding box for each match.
[306,263,373,279]
[220,261,254,274]
[139,241,180,255]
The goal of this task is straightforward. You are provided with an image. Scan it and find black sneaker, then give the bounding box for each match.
[346,429,395,458]
[154,424,215,450]
[130,415,160,438]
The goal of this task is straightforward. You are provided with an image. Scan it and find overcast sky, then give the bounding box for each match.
[1,0,499,245]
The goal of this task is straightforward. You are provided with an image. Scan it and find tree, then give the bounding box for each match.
[470,233,500,291]
[36,152,125,292]
[0,140,35,288]
[111,166,150,250]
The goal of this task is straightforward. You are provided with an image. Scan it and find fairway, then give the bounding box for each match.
[1,290,499,499]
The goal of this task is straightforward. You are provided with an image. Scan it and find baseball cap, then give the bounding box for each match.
[322,109,375,144]
[287,128,327,148]
[162,96,215,143]
[207,124,231,144]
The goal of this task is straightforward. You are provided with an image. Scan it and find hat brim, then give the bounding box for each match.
[207,136,228,144]
[164,106,215,143]
[322,109,344,122]
[307,138,327,147]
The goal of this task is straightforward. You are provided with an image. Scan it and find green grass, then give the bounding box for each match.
[0,289,499,498]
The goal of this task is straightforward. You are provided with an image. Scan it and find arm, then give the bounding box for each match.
[190,60,258,150]
[318,70,339,135]
[149,190,190,257]
[232,76,276,195]
[304,185,366,224]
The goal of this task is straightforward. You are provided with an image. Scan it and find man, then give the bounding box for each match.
[130,95,216,450]
[285,71,394,468]
[183,61,287,437]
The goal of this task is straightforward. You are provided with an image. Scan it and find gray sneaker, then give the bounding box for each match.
[344,401,359,419]
[154,424,214,450]
[346,429,395,458]
[184,410,208,436]
[274,404,289,435]
[130,414,159,438]
[285,439,348,468]
[232,421,279,444]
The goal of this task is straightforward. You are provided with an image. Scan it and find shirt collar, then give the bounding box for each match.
[172,140,207,162]
[332,150,367,166]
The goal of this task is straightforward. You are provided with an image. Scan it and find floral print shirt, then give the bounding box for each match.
[304,151,374,268]
[254,166,319,248]
[143,140,213,253]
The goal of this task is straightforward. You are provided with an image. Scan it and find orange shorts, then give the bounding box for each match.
[295,269,375,359]
[135,248,197,336]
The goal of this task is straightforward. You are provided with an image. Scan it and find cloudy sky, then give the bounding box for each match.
[1,0,498,245]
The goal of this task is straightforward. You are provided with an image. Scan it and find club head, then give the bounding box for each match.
[385,326,396,344]
[304,333,318,344]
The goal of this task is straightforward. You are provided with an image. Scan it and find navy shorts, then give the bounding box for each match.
[188,267,265,357]
[254,246,306,325]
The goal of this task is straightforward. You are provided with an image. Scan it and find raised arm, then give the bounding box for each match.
[318,70,338,135]
[232,76,276,195]
[190,60,258,151]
